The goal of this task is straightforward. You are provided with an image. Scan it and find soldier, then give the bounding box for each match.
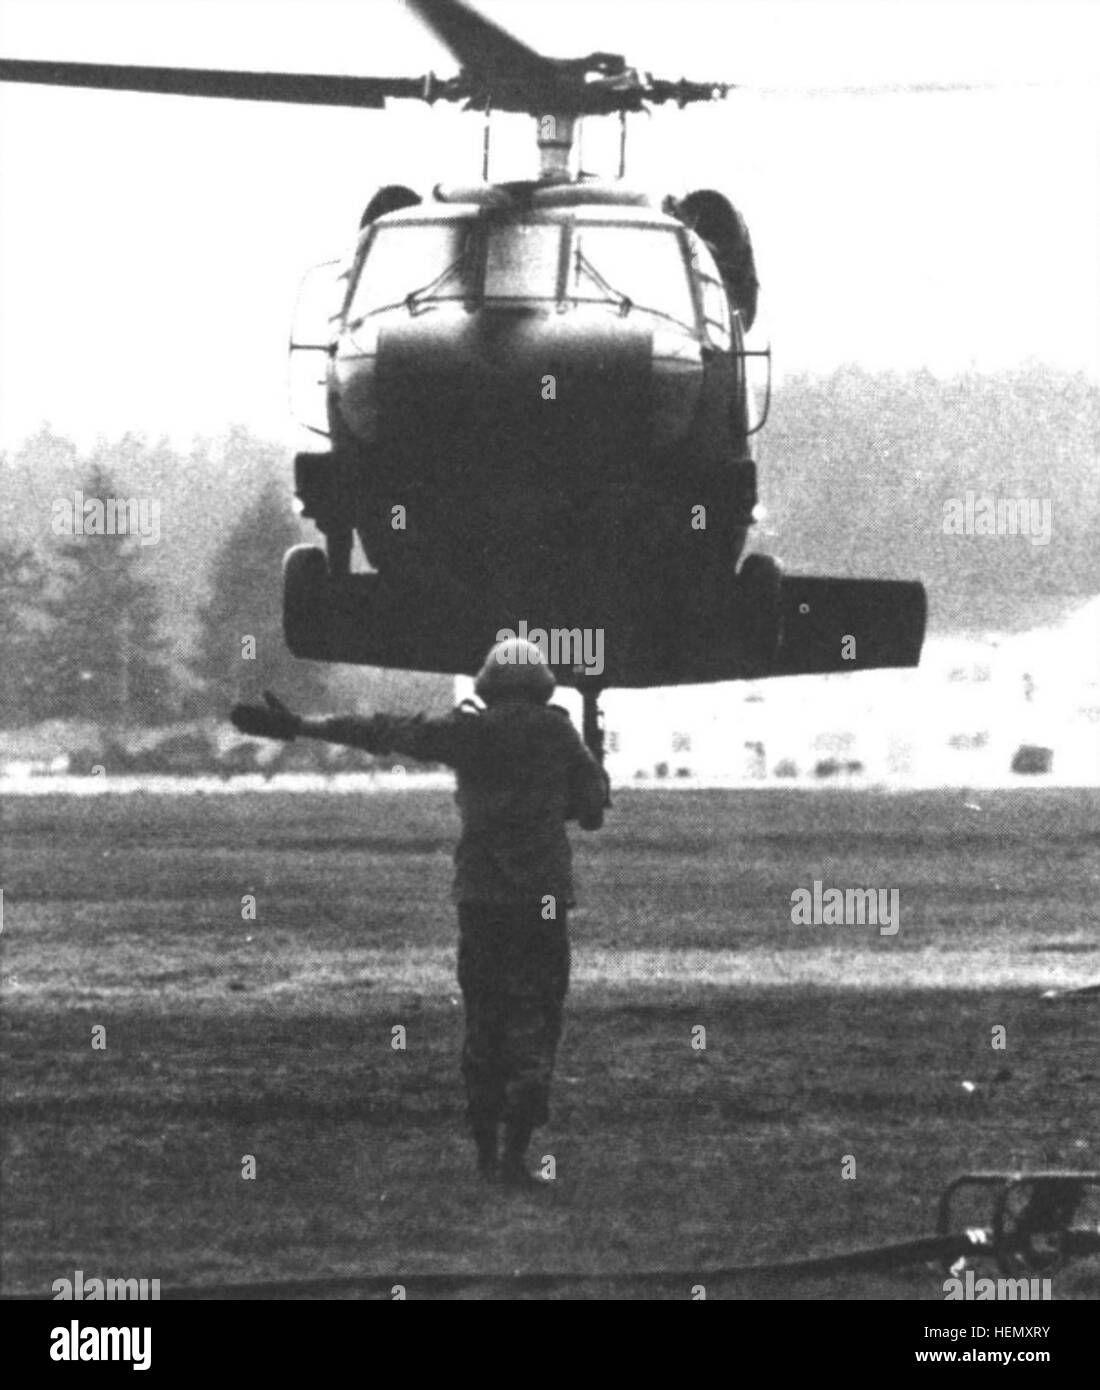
[230,637,609,1189]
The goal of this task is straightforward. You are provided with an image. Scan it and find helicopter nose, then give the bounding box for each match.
[343,310,676,485]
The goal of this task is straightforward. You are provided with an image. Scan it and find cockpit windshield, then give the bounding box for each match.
[349,223,472,318]
[347,218,698,329]
[568,226,695,328]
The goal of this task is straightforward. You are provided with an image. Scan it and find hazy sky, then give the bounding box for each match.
[0,0,1097,450]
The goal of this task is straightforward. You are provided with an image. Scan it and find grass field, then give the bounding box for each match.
[2,786,1098,1300]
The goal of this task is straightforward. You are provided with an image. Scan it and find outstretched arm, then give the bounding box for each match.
[229,692,474,763]
[230,692,303,741]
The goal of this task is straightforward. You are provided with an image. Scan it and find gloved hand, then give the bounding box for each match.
[230,691,301,742]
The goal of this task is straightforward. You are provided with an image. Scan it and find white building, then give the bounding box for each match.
[460,598,1100,787]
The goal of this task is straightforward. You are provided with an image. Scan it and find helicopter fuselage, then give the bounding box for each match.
[0,0,928,714]
[295,185,761,685]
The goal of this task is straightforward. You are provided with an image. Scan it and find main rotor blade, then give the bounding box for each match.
[405,0,555,90]
[0,57,434,108]
[745,78,1088,96]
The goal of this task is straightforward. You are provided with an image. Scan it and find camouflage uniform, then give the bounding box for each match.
[457,899,569,1131]
[313,695,607,1170]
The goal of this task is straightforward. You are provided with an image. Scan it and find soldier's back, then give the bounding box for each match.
[450,702,582,904]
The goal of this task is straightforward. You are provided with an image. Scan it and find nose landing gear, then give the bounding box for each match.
[581,684,606,766]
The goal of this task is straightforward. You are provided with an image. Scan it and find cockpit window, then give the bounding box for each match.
[484,224,562,299]
[349,223,472,317]
[568,225,695,328]
[346,218,700,328]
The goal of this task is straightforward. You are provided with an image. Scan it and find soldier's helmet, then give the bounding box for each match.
[474,638,556,704]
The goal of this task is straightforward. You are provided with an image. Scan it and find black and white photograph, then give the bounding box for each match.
[1,0,1098,1343]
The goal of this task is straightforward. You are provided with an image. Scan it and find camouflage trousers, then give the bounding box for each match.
[456,901,570,1130]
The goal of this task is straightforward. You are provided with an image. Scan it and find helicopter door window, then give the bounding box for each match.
[348,223,471,318]
[699,276,731,350]
[569,225,696,330]
[688,235,731,350]
[483,224,562,300]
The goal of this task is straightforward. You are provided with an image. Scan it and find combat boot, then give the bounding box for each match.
[500,1118,549,1191]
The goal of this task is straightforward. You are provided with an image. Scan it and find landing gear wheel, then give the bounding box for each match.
[283,544,333,659]
[736,552,783,668]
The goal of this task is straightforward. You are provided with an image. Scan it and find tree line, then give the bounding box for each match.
[1,439,329,727]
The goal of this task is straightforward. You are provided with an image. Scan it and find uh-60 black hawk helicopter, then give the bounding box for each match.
[1,0,927,760]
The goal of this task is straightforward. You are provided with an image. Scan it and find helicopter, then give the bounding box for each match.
[0,0,927,760]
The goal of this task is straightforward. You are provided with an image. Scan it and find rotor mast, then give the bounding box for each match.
[536,112,578,182]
